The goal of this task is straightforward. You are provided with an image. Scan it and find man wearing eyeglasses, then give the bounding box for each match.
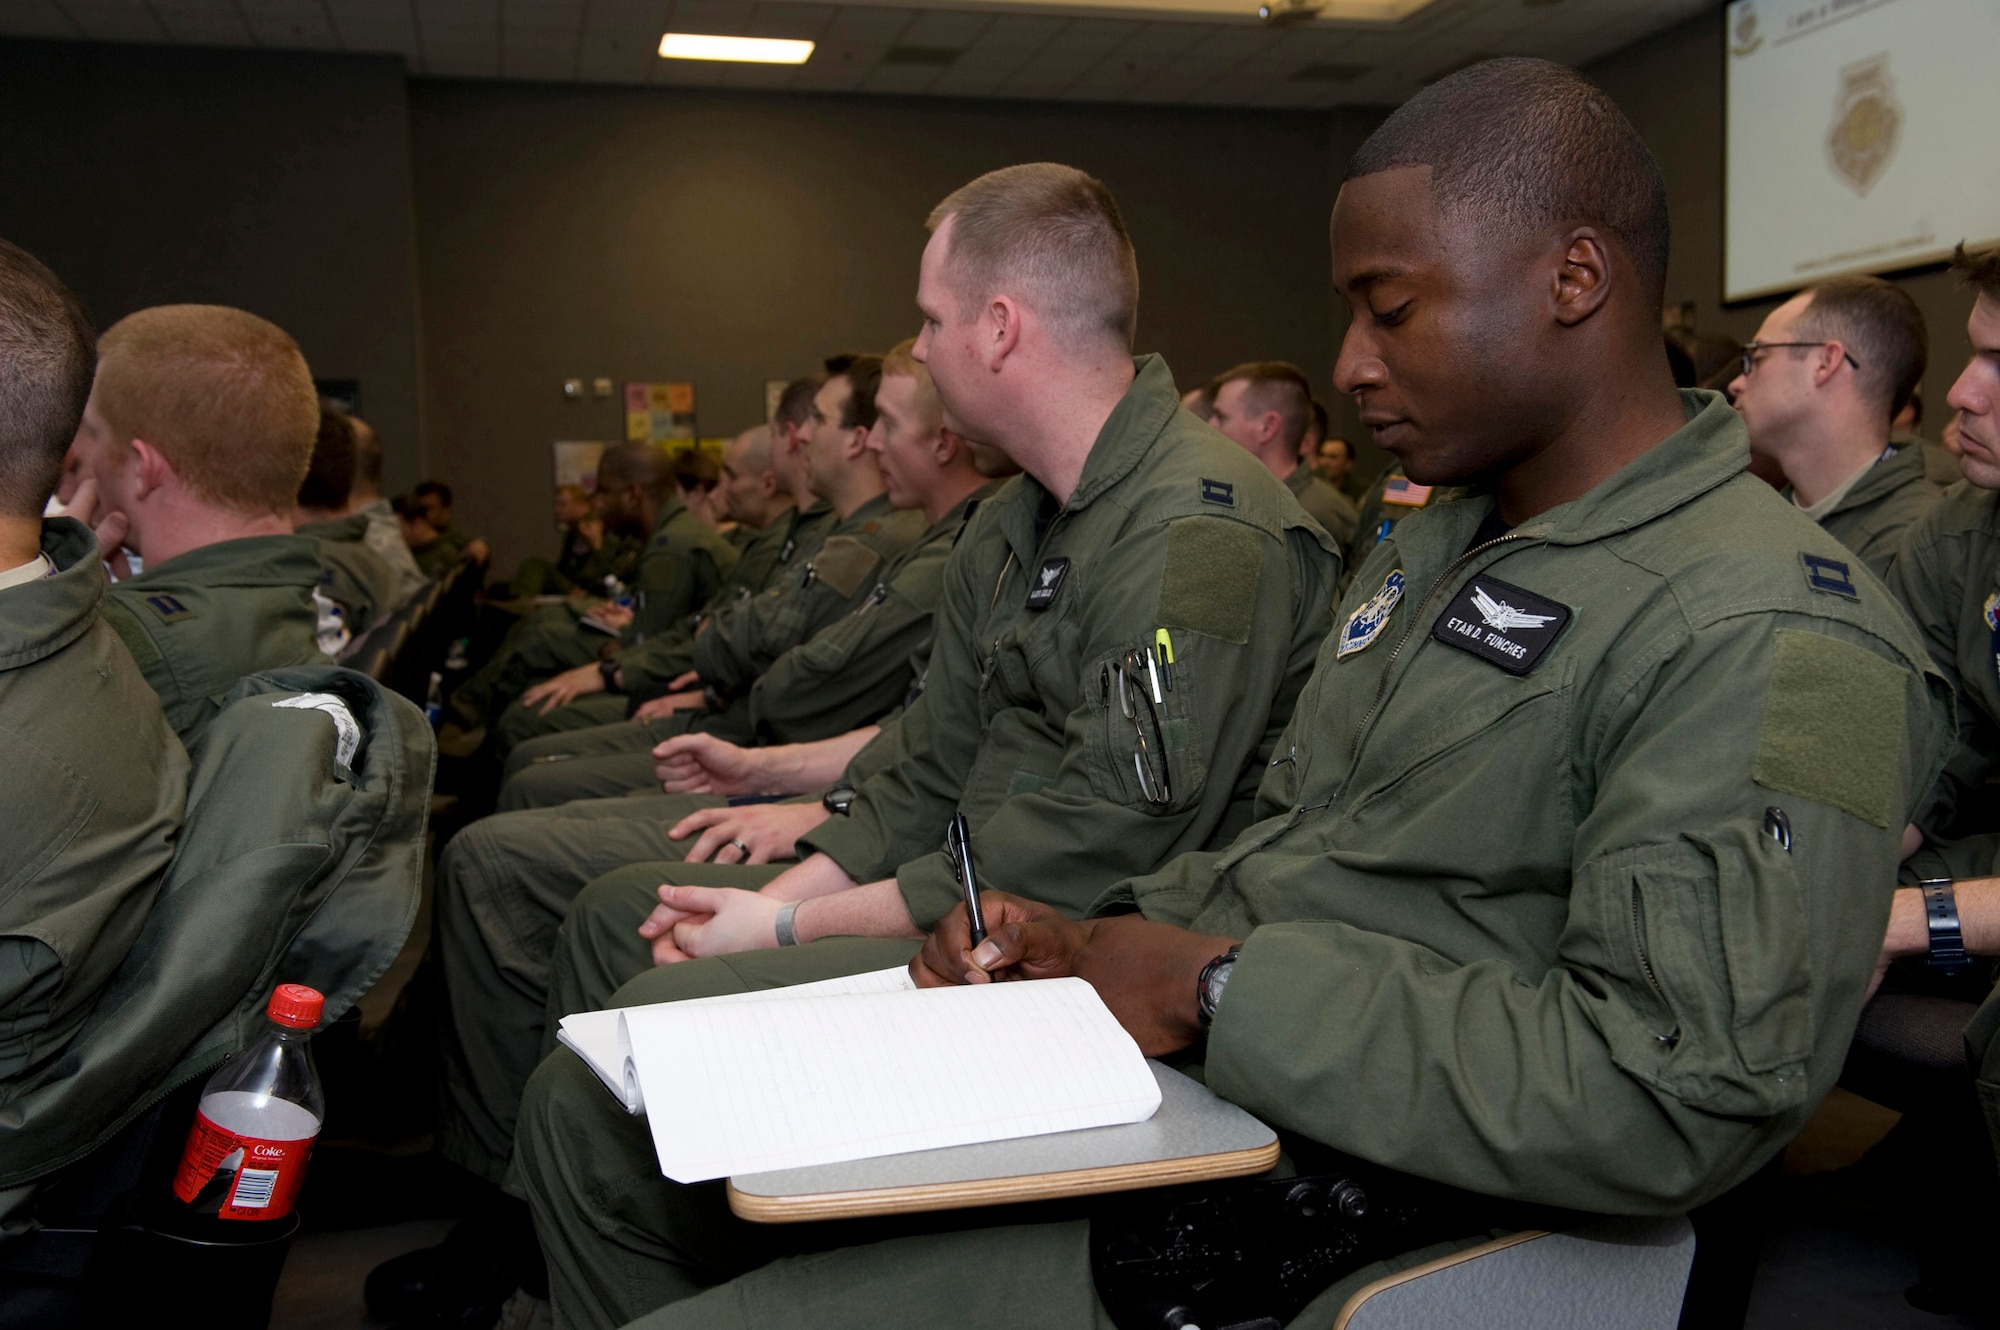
[1728,274,1939,577]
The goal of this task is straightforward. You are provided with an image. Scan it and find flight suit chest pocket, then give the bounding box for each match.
[1340,658,1574,855]
[1084,644,1205,811]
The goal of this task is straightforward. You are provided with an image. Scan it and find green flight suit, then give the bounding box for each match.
[355,496,431,605]
[1801,441,1941,581]
[510,526,643,599]
[100,533,330,745]
[414,518,474,580]
[487,507,833,751]
[298,509,412,636]
[515,391,1951,1330]
[1285,461,1357,549]
[450,497,739,727]
[494,490,975,810]
[431,722,909,1185]
[1889,482,2000,882]
[613,503,838,703]
[0,520,187,1187]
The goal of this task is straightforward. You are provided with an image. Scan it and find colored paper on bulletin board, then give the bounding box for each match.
[627,382,697,445]
[553,442,606,491]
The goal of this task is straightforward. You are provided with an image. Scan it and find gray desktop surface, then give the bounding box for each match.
[729,1060,1275,1199]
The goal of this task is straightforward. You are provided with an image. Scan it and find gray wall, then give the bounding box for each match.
[0,39,427,494]
[410,81,1344,568]
[1588,9,1973,430]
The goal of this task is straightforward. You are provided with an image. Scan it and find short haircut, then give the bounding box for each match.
[1217,360,1314,451]
[735,424,773,473]
[881,336,944,432]
[1903,383,1923,428]
[773,375,825,431]
[391,492,430,523]
[1795,275,1927,421]
[1182,382,1216,420]
[833,354,884,432]
[1346,57,1671,304]
[0,239,94,519]
[1305,399,1329,448]
[673,446,720,492]
[94,304,317,515]
[298,405,356,511]
[597,441,675,503]
[414,480,453,506]
[1951,242,2000,303]
[346,412,383,493]
[927,163,1140,348]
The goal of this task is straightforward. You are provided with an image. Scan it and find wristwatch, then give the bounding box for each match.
[1196,945,1242,1027]
[597,658,623,694]
[1920,878,1974,975]
[822,784,857,816]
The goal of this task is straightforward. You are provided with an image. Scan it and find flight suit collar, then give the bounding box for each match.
[647,493,691,543]
[127,532,327,589]
[295,510,374,544]
[1062,354,1183,512]
[1822,439,1926,518]
[1451,389,1750,549]
[0,517,104,670]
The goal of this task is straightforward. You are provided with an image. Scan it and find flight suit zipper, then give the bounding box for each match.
[1629,885,1681,1047]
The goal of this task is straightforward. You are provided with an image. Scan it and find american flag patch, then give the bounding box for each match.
[1381,477,1434,508]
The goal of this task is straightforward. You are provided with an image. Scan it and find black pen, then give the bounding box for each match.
[947,812,988,948]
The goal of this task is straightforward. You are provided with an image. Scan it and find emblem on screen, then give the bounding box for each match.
[1728,4,1761,58]
[1827,55,1901,196]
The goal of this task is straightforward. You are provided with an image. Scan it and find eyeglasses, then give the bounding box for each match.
[1738,341,1862,380]
[1114,648,1173,805]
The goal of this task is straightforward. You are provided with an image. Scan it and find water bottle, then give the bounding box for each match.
[424,671,444,729]
[604,573,635,610]
[170,984,326,1224]
[444,635,470,672]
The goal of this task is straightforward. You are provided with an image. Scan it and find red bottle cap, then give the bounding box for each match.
[267,984,324,1029]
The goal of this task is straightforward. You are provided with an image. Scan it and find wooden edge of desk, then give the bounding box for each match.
[1327,1229,1551,1330]
[727,1138,1283,1225]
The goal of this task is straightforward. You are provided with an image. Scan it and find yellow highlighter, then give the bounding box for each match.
[1154,628,1174,691]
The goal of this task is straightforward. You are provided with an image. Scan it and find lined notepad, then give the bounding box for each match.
[557,966,916,1114]
[559,969,1162,1184]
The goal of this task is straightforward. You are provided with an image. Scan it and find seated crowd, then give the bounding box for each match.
[8,54,2000,1330]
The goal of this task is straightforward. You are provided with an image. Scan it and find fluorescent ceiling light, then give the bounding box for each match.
[658,33,814,64]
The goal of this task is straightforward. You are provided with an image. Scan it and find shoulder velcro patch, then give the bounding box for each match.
[143,593,196,622]
[1754,629,1905,828]
[1158,517,1262,644]
[1801,552,1859,600]
[810,536,881,600]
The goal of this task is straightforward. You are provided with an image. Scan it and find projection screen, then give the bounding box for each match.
[1724,0,2000,302]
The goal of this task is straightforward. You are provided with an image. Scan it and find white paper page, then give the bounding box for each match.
[626,976,1162,1183]
[557,966,918,1114]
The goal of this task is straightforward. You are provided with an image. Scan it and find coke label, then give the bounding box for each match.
[171,1106,317,1221]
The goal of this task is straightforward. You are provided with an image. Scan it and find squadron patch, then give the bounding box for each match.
[1432,574,1571,675]
[1801,552,1859,600]
[1983,591,1998,632]
[1337,570,1404,660]
[1026,557,1071,611]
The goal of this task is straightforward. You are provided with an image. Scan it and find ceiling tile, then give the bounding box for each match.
[53,0,167,42]
[0,1,77,39]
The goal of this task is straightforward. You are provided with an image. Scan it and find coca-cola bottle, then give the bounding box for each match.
[170,984,326,1224]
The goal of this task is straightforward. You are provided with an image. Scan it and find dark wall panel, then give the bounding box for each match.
[0,39,427,493]
[410,81,1338,567]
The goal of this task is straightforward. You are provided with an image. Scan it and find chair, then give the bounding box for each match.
[0,666,433,1327]
[1334,1215,1695,1330]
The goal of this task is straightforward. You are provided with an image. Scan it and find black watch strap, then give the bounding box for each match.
[598,658,623,693]
[1921,878,1973,975]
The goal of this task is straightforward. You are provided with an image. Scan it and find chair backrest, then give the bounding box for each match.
[1334,1216,1694,1330]
[0,665,435,1189]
